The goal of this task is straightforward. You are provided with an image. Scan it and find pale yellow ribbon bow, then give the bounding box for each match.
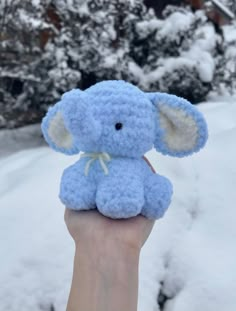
[80,152,111,176]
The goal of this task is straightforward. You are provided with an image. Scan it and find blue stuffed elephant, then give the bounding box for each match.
[41,80,208,219]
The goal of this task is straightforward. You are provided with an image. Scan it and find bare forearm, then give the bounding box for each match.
[66,241,140,311]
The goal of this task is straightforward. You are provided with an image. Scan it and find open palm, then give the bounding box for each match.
[64,157,155,251]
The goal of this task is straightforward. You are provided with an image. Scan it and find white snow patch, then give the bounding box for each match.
[182,24,216,82]
[157,11,194,40]
[223,23,236,43]
[0,100,236,310]
[0,124,45,158]
[184,48,215,82]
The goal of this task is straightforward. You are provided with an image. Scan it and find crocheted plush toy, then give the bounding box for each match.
[41,80,208,219]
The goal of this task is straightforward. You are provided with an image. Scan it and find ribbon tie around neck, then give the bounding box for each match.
[80,152,111,176]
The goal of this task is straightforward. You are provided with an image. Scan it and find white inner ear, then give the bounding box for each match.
[48,111,73,149]
[158,104,198,152]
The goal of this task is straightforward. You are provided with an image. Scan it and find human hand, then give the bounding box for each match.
[65,208,154,311]
[64,156,155,253]
[64,157,155,311]
[65,208,154,252]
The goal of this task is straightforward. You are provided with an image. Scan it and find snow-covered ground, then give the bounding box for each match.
[0,124,45,158]
[0,100,236,311]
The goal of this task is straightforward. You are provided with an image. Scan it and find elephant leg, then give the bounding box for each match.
[59,166,96,210]
[96,176,144,219]
[142,174,173,219]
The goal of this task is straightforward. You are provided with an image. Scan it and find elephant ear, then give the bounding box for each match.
[147,92,208,157]
[41,89,81,155]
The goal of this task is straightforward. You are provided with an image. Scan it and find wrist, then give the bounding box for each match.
[75,237,140,268]
[67,240,140,311]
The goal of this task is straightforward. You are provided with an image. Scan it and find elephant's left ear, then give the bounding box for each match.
[147,93,208,157]
[41,89,82,155]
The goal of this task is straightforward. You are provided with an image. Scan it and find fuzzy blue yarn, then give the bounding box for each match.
[41,80,208,219]
[59,157,173,219]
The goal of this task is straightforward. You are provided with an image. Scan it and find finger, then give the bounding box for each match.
[64,208,81,223]
[64,208,69,223]
[135,214,155,228]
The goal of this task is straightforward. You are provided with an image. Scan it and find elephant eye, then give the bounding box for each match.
[115,123,123,131]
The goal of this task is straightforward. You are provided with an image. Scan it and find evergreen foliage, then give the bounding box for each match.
[0,0,235,128]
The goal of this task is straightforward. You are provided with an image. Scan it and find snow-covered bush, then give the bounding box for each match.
[130,7,218,103]
[0,0,147,128]
[214,22,236,96]
[0,1,56,127]
[0,0,233,128]
[54,0,146,86]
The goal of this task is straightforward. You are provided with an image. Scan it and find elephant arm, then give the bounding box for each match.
[142,173,173,219]
[59,162,97,210]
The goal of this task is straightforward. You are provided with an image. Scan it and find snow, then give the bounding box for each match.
[135,11,195,42]
[136,19,162,39]
[223,23,236,43]
[138,100,236,311]
[0,100,236,310]
[184,23,216,83]
[157,11,194,40]
[32,0,40,6]
[0,124,44,158]
[18,8,50,29]
[146,57,196,84]
[146,49,215,85]
[185,48,215,83]
[137,10,217,86]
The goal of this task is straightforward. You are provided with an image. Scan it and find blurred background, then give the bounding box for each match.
[0,1,236,311]
[0,0,236,130]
